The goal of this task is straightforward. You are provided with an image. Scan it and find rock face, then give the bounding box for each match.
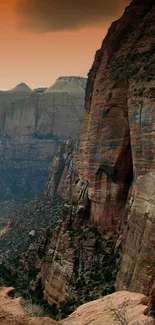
[76,0,155,296]
[0,77,86,215]
[1,140,117,309]
[0,288,154,325]
[45,139,79,201]
[26,140,117,307]
[46,76,87,94]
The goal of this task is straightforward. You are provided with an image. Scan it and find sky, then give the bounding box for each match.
[0,0,129,90]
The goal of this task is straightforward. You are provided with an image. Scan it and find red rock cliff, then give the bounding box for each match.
[77,0,155,294]
[35,0,155,304]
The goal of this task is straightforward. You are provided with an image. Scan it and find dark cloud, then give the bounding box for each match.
[15,0,130,33]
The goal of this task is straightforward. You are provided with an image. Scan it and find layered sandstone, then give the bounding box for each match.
[0,77,85,215]
[45,139,79,201]
[76,0,155,295]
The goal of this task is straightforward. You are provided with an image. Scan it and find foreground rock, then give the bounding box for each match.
[0,287,26,325]
[0,288,154,325]
[62,291,155,325]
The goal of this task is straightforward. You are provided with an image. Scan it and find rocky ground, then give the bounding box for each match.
[0,288,154,325]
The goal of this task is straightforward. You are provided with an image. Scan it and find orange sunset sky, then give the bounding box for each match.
[0,0,128,90]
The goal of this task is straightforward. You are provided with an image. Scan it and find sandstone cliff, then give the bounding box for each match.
[77,0,155,295]
[39,0,155,304]
[36,0,155,307]
[0,77,86,215]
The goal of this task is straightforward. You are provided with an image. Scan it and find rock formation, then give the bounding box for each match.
[0,287,27,325]
[77,0,155,295]
[62,291,155,325]
[0,77,86,215]
[0,288,154,325]
[37,0,155,306]
[38,0,155,304]
[9,83,33,93]
[45,77,86,94]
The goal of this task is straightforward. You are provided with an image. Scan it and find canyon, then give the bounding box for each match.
[0,0,155,323]
[0,77,86,215]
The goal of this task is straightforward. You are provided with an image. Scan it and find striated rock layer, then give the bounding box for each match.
[16,0,155,305]
[0,77,85,215]
[76,0,155,296]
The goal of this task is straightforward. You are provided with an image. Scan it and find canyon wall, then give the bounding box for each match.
[38,0,155,304]
[0,77,86,215]
[0,0,155,312]
[78,0,155,294]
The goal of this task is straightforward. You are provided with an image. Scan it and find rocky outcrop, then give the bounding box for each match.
[0,288,154,325]
[0,287,27,325]
[0,77,86,215]
[62,291,155,325]
[45,139,79,201]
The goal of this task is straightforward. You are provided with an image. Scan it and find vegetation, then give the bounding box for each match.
[42,224,119,320]
[0,167,49,216]
[23,297,46,317]
[107,297,151,325]
[0,194,64,291]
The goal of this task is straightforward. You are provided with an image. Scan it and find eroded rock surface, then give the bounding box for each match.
[62,291,155,325]
[0,288,154,325]
[0,287,26,325]
[76,0,155,295]
[0,77,85,215]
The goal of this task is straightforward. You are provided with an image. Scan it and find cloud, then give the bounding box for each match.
[15,0,129,33]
